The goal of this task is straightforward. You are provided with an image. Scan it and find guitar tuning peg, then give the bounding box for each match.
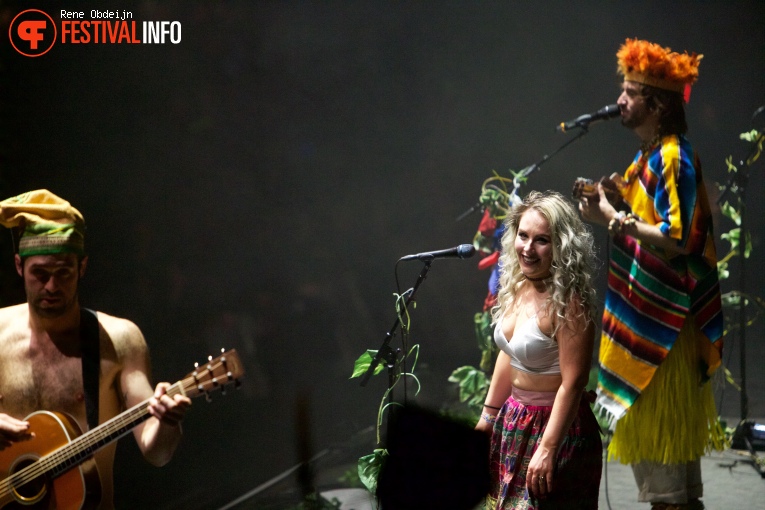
[205,391,212,403]
[208,355,213,362]
[221,347,226,353]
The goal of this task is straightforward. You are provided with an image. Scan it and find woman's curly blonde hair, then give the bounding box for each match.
[491,191,598,337]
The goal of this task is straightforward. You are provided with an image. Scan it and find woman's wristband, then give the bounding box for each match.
[481,412,497,425]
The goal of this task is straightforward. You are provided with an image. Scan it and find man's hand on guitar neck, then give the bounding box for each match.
[0,413,32,450]
[579,182,619,227]
[147,382,191,428]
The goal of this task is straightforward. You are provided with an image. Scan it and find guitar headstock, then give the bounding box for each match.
[183,349,245,401]
[572,177,596,201]
[572,175,626,209]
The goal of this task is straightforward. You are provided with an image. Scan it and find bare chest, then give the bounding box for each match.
[0,342,87,419]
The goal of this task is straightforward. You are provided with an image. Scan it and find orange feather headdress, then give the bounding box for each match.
[617,38,702,98]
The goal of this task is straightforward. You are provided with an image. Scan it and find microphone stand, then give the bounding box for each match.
[456,126,592,221]
[519,125,591,179]
[718,127,765,477]
[360,259,433,395]
[359,259,433,458]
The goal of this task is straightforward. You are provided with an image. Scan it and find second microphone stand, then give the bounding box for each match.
[718,126,765,477]
[456,124,592,222]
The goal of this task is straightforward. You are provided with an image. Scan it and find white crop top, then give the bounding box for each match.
[494,315,561,375]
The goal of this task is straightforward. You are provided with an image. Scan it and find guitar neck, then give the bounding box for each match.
[0,349,242,495]
[14,382,183,486]
[54,382,187,477]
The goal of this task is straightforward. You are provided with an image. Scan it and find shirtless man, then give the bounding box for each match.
[0,189,190,509]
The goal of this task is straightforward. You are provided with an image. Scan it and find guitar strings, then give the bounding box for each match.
[0,384,179,496]
[0,360,232,498]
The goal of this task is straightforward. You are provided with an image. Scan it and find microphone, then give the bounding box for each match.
[399,244,476,262]
[556,104,620,132]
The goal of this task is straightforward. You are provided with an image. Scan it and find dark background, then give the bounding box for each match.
[1,1,763,508]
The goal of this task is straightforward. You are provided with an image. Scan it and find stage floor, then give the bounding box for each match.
[222,443,765,509]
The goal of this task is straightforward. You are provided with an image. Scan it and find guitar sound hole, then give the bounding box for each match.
[10,457,48,503]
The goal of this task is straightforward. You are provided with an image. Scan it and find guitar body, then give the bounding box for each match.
[0,411,101,510]
[0,350,243,510]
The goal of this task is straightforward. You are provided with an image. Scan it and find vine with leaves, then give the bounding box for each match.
[716,129,765,403]
[447,170,526,421]
[349,290,421,494]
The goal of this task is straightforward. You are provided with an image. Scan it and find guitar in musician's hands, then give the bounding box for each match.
[0,349,244,510]
[571,172,626,210]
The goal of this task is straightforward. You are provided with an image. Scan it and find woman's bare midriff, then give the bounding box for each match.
[512,369,562,393]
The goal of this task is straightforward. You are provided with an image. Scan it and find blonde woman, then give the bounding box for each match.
[476,191,601,509]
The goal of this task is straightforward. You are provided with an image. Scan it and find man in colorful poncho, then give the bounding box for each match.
[579,39,725,510]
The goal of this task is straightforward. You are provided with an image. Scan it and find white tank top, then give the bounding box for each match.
[494,315,561,375]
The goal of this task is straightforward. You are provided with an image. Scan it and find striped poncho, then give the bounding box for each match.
[595,134,724,424]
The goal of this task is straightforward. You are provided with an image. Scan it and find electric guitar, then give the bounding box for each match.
[0,349,244,509]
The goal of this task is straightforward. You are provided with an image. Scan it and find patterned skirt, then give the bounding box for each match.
[486,388,602,510]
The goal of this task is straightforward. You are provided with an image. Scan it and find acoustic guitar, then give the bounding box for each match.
[571,173,626,210]
[0,349,244,509]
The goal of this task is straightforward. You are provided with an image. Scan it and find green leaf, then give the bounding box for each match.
[722,228,754,259]
[509,169,528,183]
[448,365,476,382]
[720,201,741,225]
[722,293,741,307]
[473,232,496,254]
[721,228,741,251]
[724,367,741,391]
[717,261,729,281]
[349,350,384,379]
[358,449,388,494]
[740,129,761,143]
[448,365,489,405]
[724,155,738,174]
[744,230,753,258]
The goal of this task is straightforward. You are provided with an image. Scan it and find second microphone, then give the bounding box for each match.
[399,244,476,262]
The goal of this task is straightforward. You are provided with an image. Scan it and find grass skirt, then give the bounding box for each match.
[486,389,602,509]
[608,318,726,464]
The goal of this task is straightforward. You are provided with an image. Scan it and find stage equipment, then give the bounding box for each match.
[359,245,473,388]
[717,106,765,478]
[556,104,620,132]
[377,406,490,510]
[398,243,475,262]
[731,420,765,452]
[456,104,610,223]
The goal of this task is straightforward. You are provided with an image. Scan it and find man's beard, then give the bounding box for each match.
[621,108,649,130]
[31,291,78,318]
